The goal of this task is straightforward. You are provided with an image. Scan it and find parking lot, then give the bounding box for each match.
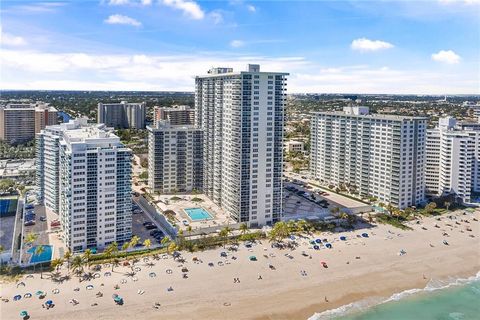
[131,201,168,246]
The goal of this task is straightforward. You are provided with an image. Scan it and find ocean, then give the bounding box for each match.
[309,272,480,320]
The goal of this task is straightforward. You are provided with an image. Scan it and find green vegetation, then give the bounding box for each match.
[139,171,148,180]
[375,213,413,230]
[191,197,203,202]
[0,140,36,159]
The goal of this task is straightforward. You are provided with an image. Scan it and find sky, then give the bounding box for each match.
[1,0,479,94]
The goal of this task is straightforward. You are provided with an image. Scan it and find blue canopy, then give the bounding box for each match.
[361,233,368,238]
[340,236,347,241]
[325,243,332,248]
[313,245,320,250]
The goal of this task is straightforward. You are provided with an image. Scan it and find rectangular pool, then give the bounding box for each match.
[185,208,213,221]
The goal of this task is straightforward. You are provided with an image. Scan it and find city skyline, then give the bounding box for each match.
[1,0,479,94]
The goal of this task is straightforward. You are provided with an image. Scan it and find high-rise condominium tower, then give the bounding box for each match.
[426,117,480,203]
[97,101,146,129]
[147,120,203,193]
[310,106,427,209]
[0,103,57,144]
[37,118,132,252]
[195,64,288,227]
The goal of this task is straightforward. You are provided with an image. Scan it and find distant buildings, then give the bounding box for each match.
[195,64,288,227]
[147,121,203,193]
[310,106,427,209]
[0,103,57,144]
[97,101,146,129]
[153,105,195,126]
[37,118,132,252]
[426,117,480,203]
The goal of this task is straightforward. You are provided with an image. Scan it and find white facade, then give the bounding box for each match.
[147,121,203,193]
[285,140,305,153]
[37,119,132,252]
[310,107,427,209]
[426,118,480,203]
[195,64,288,227]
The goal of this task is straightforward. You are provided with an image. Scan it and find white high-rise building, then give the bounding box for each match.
[97,101,146,129]
[310,106,427,209]
[37,118,132,252]
[147,121,203,193]
[195,64,288,227]
[426,117,480,203]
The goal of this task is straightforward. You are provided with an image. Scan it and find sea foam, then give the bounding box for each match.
[308,271,480,320]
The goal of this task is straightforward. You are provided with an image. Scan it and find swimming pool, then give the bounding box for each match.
[185,208,213,221]
[28,245,53,263]
[0,198,17,217]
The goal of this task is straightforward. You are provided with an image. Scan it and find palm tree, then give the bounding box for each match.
[160,236,171,247]
[143,239,151,250]
[444,201,451,211]
[82,249,92,270]
[167,242,177,255]
[296,220,308,235]
[24,233,37,247]
[50,258,63,272]
[239,223,248,236]
[71,255,84,276]
[34,245,45,279]
[218,228,229,248]
[121,242,130,253]
[64,250,72,272]
[129,235,141,248]
[186,225,193,238]
[0,244,4,265]
[104,242,119,271]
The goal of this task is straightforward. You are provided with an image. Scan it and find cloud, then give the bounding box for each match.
[431,50,461,64]
[105,0,151,5]
[351,38,394,52]
[247,5,256,12]
[230,40,245,48]
[104,14,142,27]
[438,0,479,5]
[210,11,224,24]
[162,0,205,20]
[0,28,27,47]
[0,49,477,94]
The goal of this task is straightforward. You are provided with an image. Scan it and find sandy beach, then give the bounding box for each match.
[1,209,479,320]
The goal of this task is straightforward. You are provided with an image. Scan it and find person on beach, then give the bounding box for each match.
[324,296,329,302]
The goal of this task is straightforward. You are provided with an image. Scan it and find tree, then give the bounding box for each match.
[121,242,130,253]
[330,207,340,216]
[161,236,171,247]
[50,258,63,272]
[64,250,72,271]
[139,171,148,180]
[167,242,177,255]
[24,233,38,247]
[444,201,451,211]
[143,239,151,250]
[0,245,4,265]
[218,228,229,248]
[34,245,45,278]
[105,242,119,271]
[424,202,437,215]
[403,207,414,221]
[239,223,248,235]
[71,255,84,276]
[82,249,92,269]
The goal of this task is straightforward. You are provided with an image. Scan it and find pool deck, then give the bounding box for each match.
[184,207,214,221]
[152,193,236,233]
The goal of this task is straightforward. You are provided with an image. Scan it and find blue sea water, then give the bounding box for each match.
[309,272,480,320]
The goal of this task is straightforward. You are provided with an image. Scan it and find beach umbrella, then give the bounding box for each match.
[315,239,321,243]
[361,233,368,238]
[325,243,332,249]
[313,245,320,250]
[46,300,53,305]
[340,236,347,241]
[20,311,28,318]
[14,295,22,301]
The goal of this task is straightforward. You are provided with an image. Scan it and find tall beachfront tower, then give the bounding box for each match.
[425,117,479,204]
[310,106,427,209]
[37,118,132,252]
[195,64,288,227]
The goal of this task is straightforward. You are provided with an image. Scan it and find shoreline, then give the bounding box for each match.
[1,209,479,320]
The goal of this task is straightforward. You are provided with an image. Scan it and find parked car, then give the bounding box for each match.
[145,224,158,230]
[182,220,189,226]
[143,221,153,227]
[25,204,34,210]
[24,220,35,226]
[40,216,47,222]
